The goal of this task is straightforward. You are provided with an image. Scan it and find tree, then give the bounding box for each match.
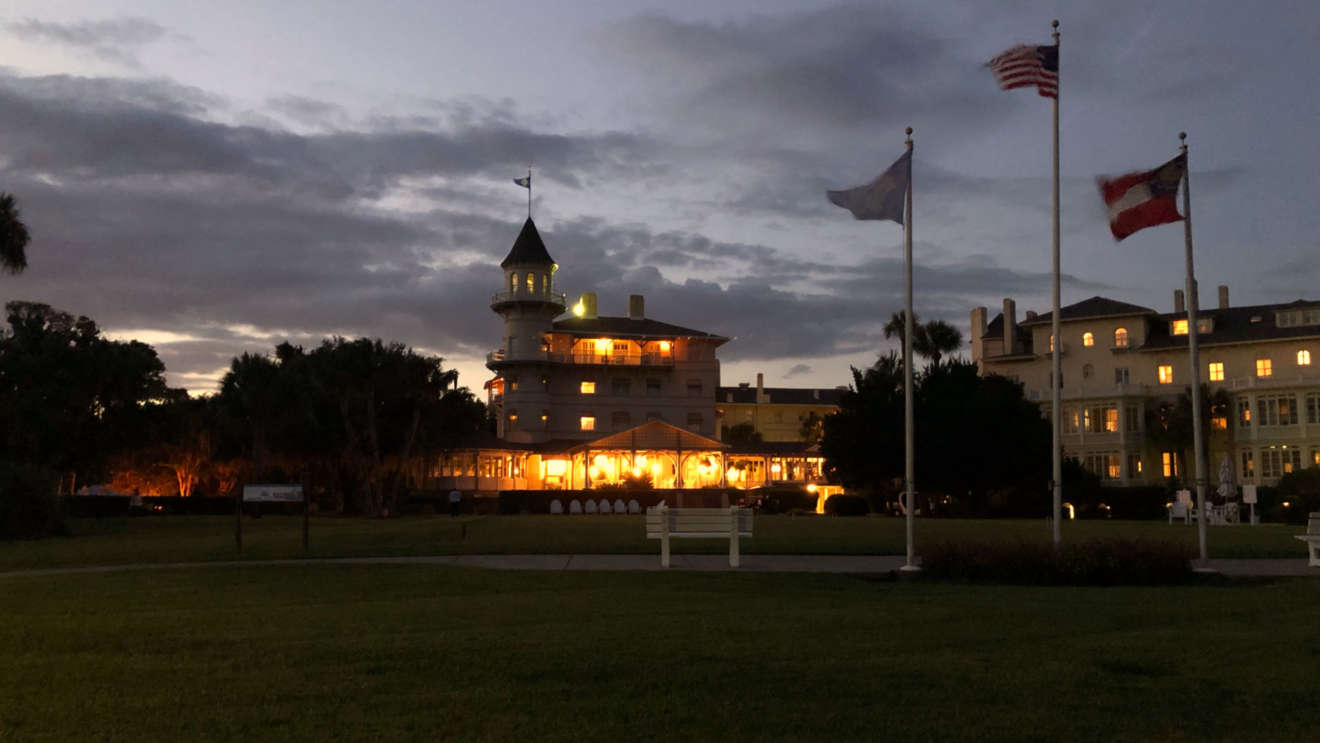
[915,320,962,369]
[1144,383,1234,483]
[722,421,763,445]
[0,193,30,274]
[883,311,925,350]
[798,411,824,444]
[821,352,905,497]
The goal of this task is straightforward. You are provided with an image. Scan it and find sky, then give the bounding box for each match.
[2,0,1317,396]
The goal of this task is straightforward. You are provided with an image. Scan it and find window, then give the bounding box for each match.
[686,411,703,432]
[1062,409,1079,434]
[611,411,631,430]
[611,378,630,396]
[580,381,596,395]
[1082,406,1118,433]
[1114,367,1130,385]
[646,379,662,397]
[1172,319,1188,335]
[1211,415,1227,430]
[1261,447,1302,478]
[1158,365,1173,384]
[526,273,536,293]
[1238,397,1251,427]
[510,272,518,292]
[1256,358,1272,377]
[579,415,596,431]
[1082,332,1094,347]
[1308,393,1319,424]
[686,380,703,398]
[1240,450,1254,480]
[1048,334,1055,352]
[1082,363,1094,380]
[1313,449,1320,467]
[1208,362,1224,381]
[1258,394,1298,426]
[1172,318,1211,335]
[1127,454,1143,477]
[1299,350,1312,366]
[1162,451,1178,478]
[1114,328,1128,347]
[1124,405,1140,433]
[508,376,520,392]
[1084,453,1120,480]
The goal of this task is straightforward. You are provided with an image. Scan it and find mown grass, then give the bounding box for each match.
[2,565,1318,742]
[0,514,1308,571]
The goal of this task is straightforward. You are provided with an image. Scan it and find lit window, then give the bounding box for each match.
[1256,359,1272,377]
[580,381,596,394]
[1299,350,1312,366]
[1162,451,1177,478]
[526,273,536,293]
[1158,365,1173,384]
[579,416,596,431]
[1114,328,1128,347]
[1211,416,1227,430]
[1048,334,1054,352]
[1208,362,1224,381]
[510,272,519,292]
[1172,319,1188,335]
[658,340,671,352]
[1082,332,1094,347]
[1105,408,1119,432]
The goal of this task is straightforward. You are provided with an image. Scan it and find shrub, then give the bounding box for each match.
[824,494,870,516]
[1272,468,1320,524]
[920,538,1193,586]
[753,485,817,514]
[0,460,68,539]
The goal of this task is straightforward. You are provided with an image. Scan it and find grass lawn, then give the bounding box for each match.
[2,565,1318,742]
[0,515,1309,571]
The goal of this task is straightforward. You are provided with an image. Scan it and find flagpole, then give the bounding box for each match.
[901,126,918,572]
[1050,19,1063,545]
[527,167,533,219]
[1181,131,1210,568]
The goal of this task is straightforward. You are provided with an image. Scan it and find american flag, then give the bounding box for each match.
[987,44,1058,98]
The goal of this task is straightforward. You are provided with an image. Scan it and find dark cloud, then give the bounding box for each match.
[783,364,812,378]
[7,17,172,66]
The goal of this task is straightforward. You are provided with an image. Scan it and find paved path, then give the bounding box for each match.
[2,554,1317,579]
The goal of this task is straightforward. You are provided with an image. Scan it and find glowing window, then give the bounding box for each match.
[579,416,596,431]
[1208,362,1224,381]
[1256,359,1272,377]
[580,381,596,394]
[1082,332,1094,347]
[1158,365,1173,384]
[1114,328,1128,347]
[1211,415,1228,430]
[510,272,518,292]
[1048,335,1054,352]
[1172,319,1188,335]
[1162,451,1177,478]
[526,273,536,293]
[507,410,518,424]
[1299,350,1312,366]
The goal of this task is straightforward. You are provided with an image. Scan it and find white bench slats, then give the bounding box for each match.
[645,505,753,568]
[1295,512,1320,567]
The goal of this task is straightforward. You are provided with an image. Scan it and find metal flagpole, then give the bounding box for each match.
[1050,19,1063,545]
[1181,131,1210,567]
[527,167,533,219]
[901,126,919,572]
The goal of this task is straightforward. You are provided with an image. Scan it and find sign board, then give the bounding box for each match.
[243,484,304,503]
[1176,489,1192,505]
[1242,484,1258,504]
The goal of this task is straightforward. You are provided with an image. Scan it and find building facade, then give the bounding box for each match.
[972,287,1320,487]
[717,373,843,442]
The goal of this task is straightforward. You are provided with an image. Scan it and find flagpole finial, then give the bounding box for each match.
[1179,131,1188,153]
[1052,19,1060,43]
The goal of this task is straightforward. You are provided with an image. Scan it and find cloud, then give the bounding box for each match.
[7,17,174,67]
[783,364,812,378]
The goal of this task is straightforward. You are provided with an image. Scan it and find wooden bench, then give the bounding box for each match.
[1295,512,1320,567]
[646,504,753,568]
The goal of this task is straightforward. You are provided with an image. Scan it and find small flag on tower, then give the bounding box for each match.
[987,44,1058,98]
[513,175,531,188]
[1098,154,1186,241]
[826,150,911,224]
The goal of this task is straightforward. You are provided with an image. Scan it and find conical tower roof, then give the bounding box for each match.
[500,218,556,268]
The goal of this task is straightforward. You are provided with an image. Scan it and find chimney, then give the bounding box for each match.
[1002,298,1017,355]
[1025,310,1038,321]
[756,373,764,403]
[1218,284,1229,309]
[1174,289,1184,314]
[970,307,987,364]
[580,292,598,319]
[628,294,645,320]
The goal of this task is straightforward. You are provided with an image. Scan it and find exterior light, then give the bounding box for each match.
[806,483,818,493]
[572,301,585,317]
[659,341,671,352]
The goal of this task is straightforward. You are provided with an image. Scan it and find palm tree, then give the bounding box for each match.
[916,320,963,369]
[1,193,31,274]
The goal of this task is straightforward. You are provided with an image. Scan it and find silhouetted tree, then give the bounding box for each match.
[0,193,30,275]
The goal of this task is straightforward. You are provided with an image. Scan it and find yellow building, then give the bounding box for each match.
[972,288,1320,486]
[717,373,843,442]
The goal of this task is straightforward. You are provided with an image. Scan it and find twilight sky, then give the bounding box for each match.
[2,0,1317,396]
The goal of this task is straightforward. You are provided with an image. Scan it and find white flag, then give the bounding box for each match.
[827,150,910,224]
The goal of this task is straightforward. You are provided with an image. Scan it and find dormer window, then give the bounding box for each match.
[1114,328,1128,347]
[1172,319,1188,335]
[1171,318,1212,335]
[1082,332,1094,347]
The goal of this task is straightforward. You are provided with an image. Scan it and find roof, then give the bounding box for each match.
[1020,296,1156,326]
[571,420,727,452]
[1139,300,1320,350]
[552,315,725,340]
[981,312,1034,356]
[718,386,844,405]
[725,440,821,455]
[500,218,556,268]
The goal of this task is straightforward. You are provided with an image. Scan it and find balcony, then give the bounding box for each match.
[487,349,676,368]
[490,289,566,309]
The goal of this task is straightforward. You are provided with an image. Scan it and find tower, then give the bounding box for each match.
[489,218,565,442]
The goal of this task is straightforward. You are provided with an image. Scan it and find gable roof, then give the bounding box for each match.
[500,218,556,268]
[573,420,728,451]
[1139,300,1320,350]
[552,315,725,340]
[1020,296,1156,326]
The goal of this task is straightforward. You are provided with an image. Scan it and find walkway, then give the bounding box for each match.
[2,554,1317,579]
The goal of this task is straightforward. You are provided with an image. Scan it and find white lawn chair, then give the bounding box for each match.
[1169,501,1190,524]
[549,499,563,515]
[613,499,627,514]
